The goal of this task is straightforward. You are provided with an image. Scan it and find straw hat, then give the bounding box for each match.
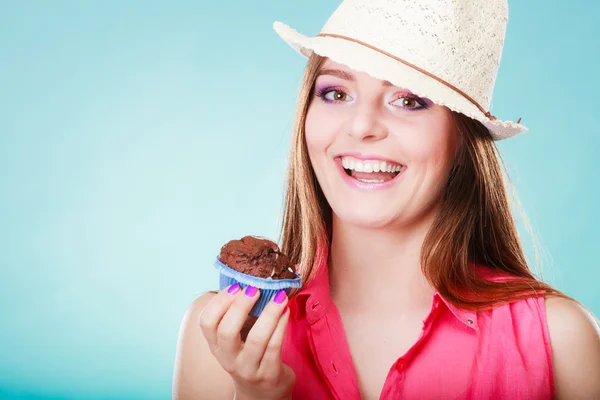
[273,0,526,140]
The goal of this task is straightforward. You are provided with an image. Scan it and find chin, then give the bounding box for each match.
[332,203,402,230]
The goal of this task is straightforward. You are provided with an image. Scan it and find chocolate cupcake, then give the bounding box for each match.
[215,236,302,316]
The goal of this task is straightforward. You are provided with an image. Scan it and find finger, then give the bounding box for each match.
[238,290,289,372]
[198,284,243,350]
[216,285,261,357]
[257,302,290,378]
[240,315,258,342]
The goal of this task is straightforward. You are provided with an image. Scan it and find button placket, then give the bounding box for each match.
[308,312,361,400]
[331,361,339,376]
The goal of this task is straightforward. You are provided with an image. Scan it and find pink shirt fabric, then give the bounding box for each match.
[282,262,554,399]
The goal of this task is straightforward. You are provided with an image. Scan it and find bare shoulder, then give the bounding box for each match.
[545,296,600,342]
[545,296,600,399]
[172,292,234,400]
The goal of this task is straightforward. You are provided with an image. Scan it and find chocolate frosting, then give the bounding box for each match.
[219,236,296,280]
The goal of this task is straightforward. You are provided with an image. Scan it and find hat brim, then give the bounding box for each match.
[273,21,527,141]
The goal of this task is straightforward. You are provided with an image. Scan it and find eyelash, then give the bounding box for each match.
[315,86,428,111]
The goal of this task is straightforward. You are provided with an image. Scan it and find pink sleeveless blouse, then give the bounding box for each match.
[281,263,554,399]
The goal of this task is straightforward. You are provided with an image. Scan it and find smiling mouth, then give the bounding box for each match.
[339,156,405,183]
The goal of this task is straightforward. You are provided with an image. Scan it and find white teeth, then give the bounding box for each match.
[357,178,385,183]
[341,156,402,174]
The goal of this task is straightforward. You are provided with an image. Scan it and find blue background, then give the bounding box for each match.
[1,1,598,398]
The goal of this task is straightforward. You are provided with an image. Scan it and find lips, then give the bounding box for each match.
[334,156,406,190]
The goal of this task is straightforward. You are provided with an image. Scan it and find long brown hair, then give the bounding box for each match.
[279,53,568,310]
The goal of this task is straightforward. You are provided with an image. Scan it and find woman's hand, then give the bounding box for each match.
[199,284,295,400]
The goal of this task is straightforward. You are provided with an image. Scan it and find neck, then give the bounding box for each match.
[328,211,438,314]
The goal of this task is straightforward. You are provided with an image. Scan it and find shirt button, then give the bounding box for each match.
[467,319,474,325]
[331,361,339,375]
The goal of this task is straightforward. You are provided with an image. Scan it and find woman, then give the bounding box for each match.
[173,0,600,399]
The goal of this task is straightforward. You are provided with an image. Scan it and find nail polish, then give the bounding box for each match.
[273,290,287,304]
[227,284,241,295]
[244,286,258,297]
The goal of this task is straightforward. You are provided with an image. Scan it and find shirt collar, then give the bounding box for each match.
[433,290,478,330]
[293,260,478,330]
[293,262,332,324]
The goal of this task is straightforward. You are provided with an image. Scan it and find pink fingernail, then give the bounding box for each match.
[273,290,287,304]
[244,286,258,297]
[227,284,241,295]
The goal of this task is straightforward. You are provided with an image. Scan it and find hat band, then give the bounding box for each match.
[316,32,498,121]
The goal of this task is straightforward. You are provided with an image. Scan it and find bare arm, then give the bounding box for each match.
[546,297,600,400]
[173,286,294,400]
[172,292,234,400]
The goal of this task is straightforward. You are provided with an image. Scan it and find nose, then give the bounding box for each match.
[348,107,388,141]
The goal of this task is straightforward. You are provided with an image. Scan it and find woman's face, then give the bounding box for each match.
[305,59,460,230]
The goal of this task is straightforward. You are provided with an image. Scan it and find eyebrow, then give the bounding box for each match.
[316,68,394,87]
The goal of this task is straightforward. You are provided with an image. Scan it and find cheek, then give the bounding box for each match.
[400,117,457,172]
[305,104,339,156]
[408,139,452,171]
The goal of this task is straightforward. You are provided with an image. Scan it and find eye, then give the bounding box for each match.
[316,87,354,103]
[390,96,426,110]
[325,90,351,102]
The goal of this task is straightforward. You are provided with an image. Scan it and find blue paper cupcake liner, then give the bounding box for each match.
[215,257,302,317]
